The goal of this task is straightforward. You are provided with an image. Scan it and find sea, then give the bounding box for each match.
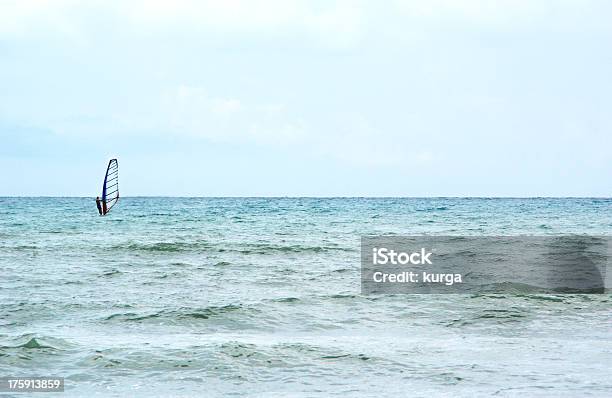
[1,197,611,397]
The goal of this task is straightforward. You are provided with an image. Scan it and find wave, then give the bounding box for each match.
[445,307,529,327]
[268,297,300,303]
[111,241,354,255]
[101,269,122,277]
[0,334,71,351]
[103,304,248,323]
[115,241,214,252]
[230,243,354,255]
[415,206,450,212]
[476,281,604,295]
[77,341,379,372]
[217,341,375,366]
[0,244,38,251]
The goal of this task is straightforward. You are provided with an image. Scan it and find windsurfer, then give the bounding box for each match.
[96,196,103,215]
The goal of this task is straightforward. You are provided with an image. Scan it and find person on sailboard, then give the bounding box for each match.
[96,196,103,215]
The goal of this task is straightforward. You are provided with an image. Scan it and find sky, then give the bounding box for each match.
[0,0,611,196]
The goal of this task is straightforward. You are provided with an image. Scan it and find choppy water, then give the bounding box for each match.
[1,198,611,397]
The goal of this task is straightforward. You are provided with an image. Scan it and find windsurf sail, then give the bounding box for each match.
[101,159,119,215]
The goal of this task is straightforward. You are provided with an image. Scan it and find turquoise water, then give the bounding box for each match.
[1,198,611,397]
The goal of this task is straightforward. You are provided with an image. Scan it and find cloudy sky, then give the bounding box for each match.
[1,0,610,196]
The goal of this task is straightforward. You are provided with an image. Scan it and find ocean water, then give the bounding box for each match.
[1,197,611,397]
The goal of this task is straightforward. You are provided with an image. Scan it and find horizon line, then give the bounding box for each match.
[0,196,610,199]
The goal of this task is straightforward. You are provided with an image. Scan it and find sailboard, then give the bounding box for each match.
[101,159,119,215]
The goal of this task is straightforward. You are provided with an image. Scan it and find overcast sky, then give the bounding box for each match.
[1,0,610,196]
